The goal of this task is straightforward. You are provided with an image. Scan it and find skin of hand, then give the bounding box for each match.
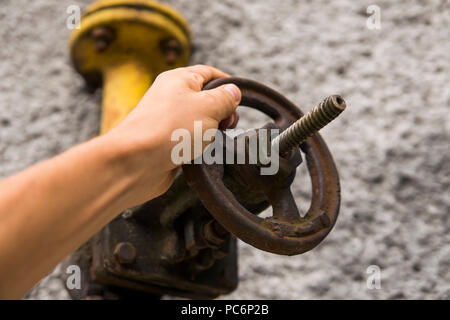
[107,65,241,206]
[0,65,241,299]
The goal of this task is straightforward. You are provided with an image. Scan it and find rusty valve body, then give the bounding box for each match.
[183,78,344,256]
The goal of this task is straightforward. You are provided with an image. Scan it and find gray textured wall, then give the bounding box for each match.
[0,0,449,299]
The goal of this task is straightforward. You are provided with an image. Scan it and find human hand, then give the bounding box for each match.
[104,65,242,207]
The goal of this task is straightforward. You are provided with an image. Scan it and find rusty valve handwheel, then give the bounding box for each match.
[183,77,341,256]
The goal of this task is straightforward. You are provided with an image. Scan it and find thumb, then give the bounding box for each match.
[198,83,241,121]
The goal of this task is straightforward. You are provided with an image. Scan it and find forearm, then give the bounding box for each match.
[0,65,240,299]
[0,134,141,299]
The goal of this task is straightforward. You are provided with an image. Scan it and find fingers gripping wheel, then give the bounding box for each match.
[183,78,341,256]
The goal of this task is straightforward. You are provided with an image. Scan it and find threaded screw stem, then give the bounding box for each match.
[272,95,346,156]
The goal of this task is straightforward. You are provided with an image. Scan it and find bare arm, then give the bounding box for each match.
[0,65,241,299]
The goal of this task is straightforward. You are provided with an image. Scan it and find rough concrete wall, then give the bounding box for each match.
[0,0,448,299]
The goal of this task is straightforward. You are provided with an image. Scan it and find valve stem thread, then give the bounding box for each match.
[273,95,346,156]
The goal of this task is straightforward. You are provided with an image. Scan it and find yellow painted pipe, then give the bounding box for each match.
[101,61,153,133]
[70,0,191,134]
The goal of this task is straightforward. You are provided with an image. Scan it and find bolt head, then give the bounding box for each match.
[91,27,115,52]
[202,220,227,247]
[113,242,136,265]
[161,38,183,65]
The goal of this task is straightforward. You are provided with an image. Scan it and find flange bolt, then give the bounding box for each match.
[91,26,115,52]
[113,242,136,265]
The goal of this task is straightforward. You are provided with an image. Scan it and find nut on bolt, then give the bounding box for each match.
[201,220,228,248]
[161,38,183,65]
[113,242,136,265]
[91,26,115,52]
